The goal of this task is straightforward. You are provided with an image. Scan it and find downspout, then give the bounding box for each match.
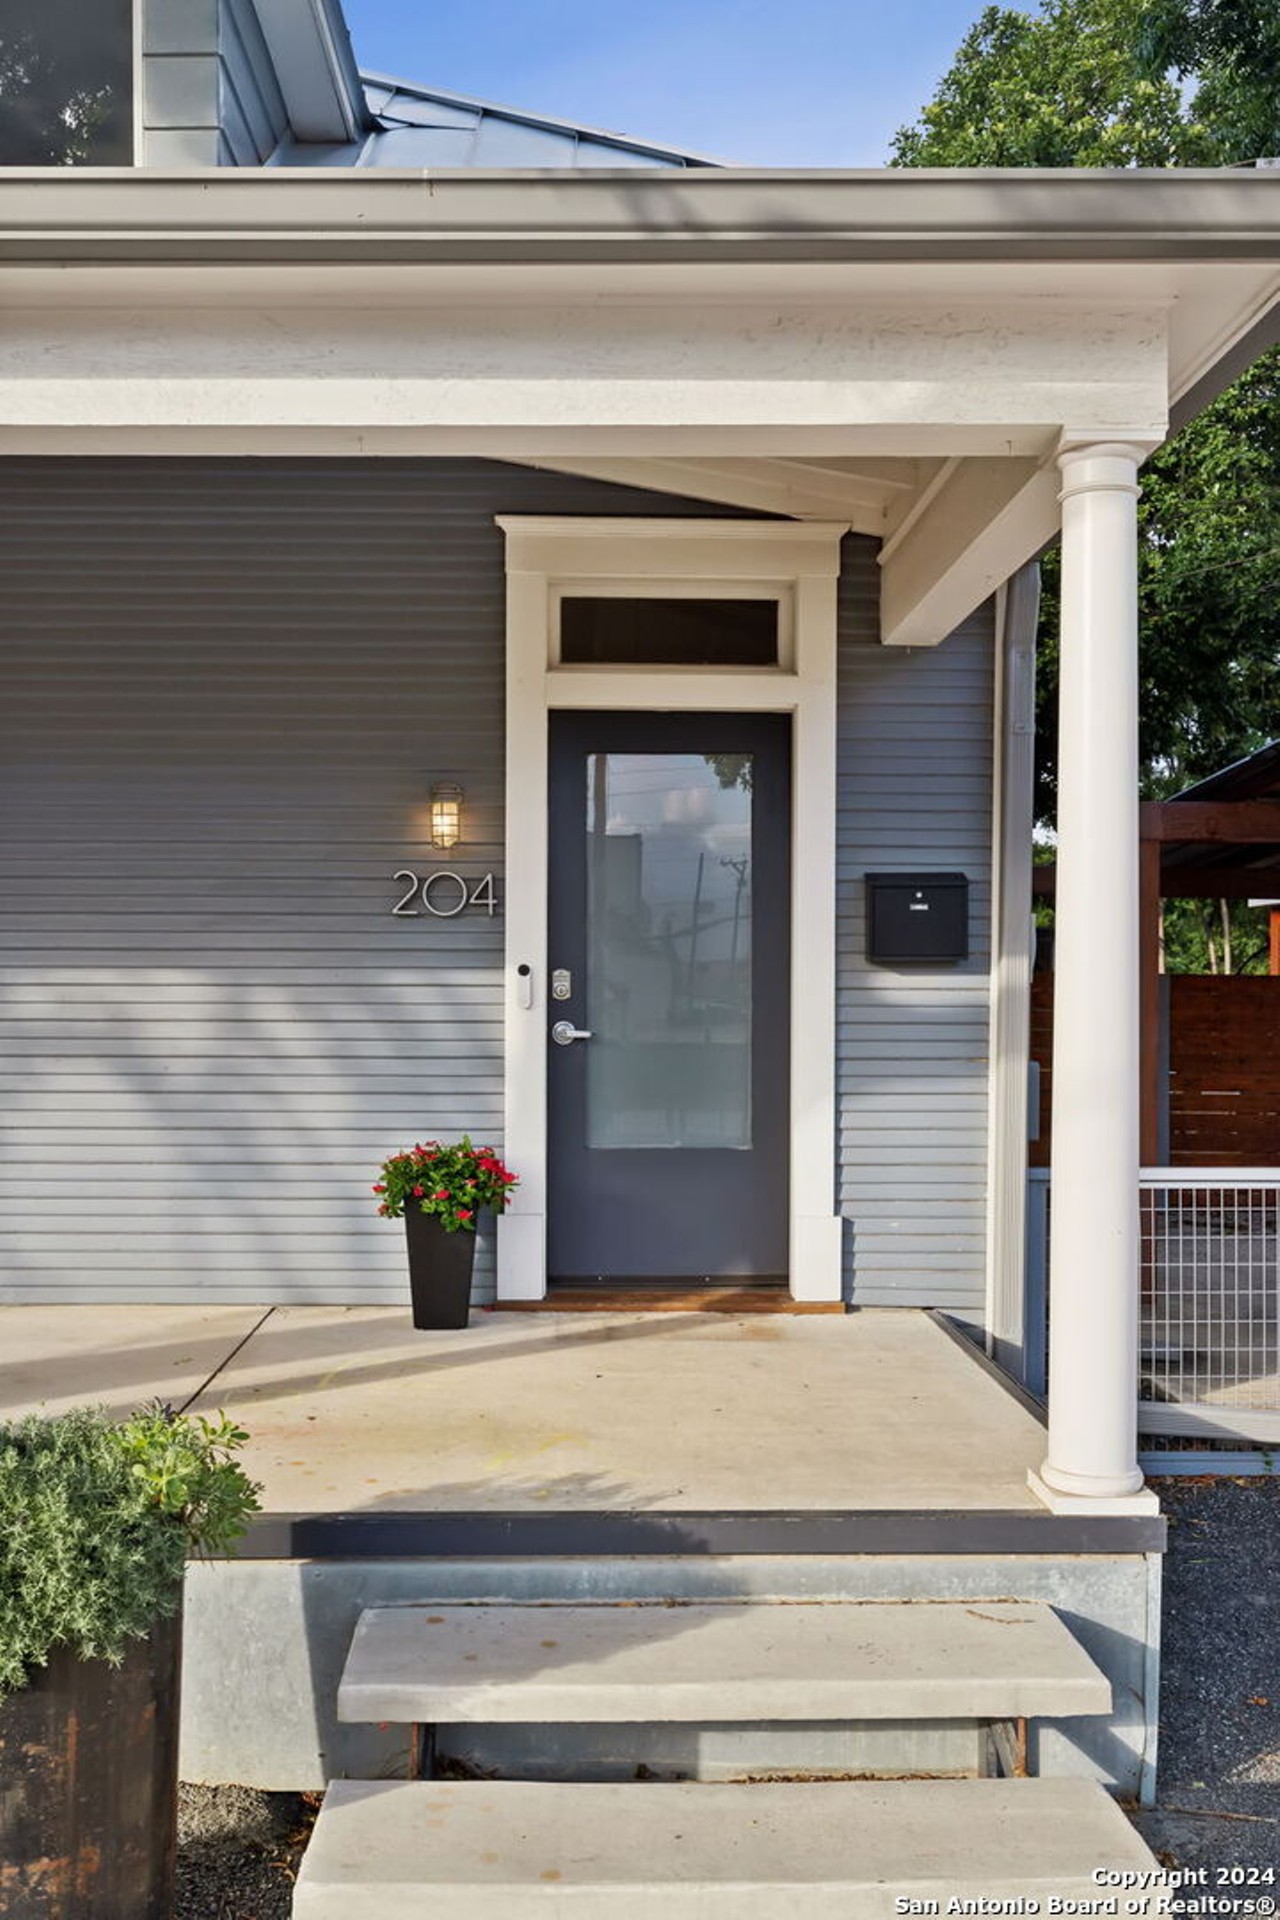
[983,563,1040,1378]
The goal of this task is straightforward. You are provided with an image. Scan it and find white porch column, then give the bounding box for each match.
[1031,442,1156,1513]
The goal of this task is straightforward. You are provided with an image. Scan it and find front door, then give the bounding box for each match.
[547,711,791,1283]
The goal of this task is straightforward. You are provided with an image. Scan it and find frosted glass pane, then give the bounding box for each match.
[586,752,753,1149]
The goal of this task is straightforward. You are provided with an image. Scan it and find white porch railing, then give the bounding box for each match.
[1025,1168,1280,1445]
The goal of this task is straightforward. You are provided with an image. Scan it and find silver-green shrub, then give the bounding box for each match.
[0,1404,261,1698]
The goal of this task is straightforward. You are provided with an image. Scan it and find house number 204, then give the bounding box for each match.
[391,871,498,918]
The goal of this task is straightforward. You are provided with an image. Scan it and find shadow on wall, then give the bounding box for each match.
[0,970,506,1303]
[0,456,764,1313]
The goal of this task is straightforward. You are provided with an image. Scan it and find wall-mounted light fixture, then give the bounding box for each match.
[429,781,464,849]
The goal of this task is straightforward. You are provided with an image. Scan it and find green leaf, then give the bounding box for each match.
[893,0,1280,856]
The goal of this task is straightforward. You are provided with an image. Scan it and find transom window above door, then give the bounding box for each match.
[558,596,780,668]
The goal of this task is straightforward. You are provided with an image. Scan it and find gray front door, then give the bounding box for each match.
[547,712,791,1282]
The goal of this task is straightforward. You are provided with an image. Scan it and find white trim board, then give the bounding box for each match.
[496,517,847,1303]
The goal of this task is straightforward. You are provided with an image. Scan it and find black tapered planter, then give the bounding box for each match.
[0,1606,182,1920]
[404,1209,477,1328]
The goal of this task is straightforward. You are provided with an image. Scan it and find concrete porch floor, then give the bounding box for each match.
[0,1305,1048,1514]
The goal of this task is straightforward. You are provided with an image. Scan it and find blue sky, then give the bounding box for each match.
[342,1,988,166]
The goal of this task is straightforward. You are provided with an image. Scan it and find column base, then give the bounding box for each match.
[789,1215,844,1302]
[495,1212,547,1301]
[1027,1469,1160,1517]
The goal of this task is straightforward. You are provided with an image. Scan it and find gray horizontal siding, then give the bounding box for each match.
[837,536,994,1312]
[140,0,287,168]
[0,458,728,1306]
[1,464,994,1311]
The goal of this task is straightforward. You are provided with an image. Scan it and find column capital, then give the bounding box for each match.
[1056,441,1146,503]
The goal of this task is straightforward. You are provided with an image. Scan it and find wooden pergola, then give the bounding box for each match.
[1034,742,1280,1164]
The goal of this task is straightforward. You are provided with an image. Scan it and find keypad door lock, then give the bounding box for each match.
[551,968,572,1001]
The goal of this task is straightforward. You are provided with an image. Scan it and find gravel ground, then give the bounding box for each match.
[175,1477,1279,1909]
[176,1783,318,1920]
[1135,1476,1280,1875]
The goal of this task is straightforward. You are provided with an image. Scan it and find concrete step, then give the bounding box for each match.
[292,1776,1161,1918]
[338,1599,1111,1726]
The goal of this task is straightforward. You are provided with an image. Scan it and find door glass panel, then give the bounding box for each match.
[585,751,753,1149]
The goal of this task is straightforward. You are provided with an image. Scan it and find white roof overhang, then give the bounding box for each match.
[251,0,369,144]
[2,167,1278,645]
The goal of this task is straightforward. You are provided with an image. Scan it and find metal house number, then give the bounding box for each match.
[391,871,498,919]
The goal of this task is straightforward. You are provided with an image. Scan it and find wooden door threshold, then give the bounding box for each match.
[496,1287,844,1315]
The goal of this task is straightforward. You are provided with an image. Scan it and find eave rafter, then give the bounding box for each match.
[878,457,1061,649]
[507,455,936,538]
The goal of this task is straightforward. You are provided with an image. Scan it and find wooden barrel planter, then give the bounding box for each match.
[0,1608,182,1920]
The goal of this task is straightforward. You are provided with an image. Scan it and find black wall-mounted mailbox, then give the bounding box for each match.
[866,872,969,964]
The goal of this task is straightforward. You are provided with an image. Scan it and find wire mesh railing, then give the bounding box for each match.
[1138,1172,1280,1444]
[1025,1169,1280,1444]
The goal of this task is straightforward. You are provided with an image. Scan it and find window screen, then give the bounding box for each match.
[560,598,778,667]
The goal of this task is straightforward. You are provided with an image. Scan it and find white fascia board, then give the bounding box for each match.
[250,0,367,143]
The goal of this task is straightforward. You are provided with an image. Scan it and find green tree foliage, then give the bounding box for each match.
[1148,0,1280,163]
[1162,896,1272,975]
[893,0,1280,828]
[891,1,1215,167]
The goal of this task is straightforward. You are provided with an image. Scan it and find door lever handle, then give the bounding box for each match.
[551,1020,594,1047]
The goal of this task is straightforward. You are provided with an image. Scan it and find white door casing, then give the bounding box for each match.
[496,517,847,1302]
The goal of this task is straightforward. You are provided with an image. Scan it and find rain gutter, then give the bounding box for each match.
[3,167,1280,268]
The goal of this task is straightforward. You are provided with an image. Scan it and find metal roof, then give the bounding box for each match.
[266,70,724,170]
[1173,740,1280,805]
[1163,741,1280,895]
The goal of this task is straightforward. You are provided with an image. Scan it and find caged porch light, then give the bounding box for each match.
[429,781,464,849]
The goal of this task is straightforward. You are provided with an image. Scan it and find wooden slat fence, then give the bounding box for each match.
[1029,972,1053,1168]
[1029,973,1280,1167]
[1167,977,1280,1166]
